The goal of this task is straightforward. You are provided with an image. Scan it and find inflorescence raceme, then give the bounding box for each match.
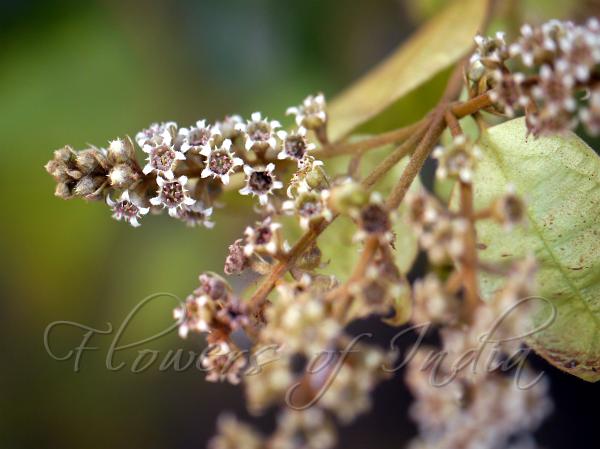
[45,18,598,449]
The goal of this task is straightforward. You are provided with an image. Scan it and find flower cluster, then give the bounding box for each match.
[44,14,570,445]
[45,95,328,228]
[469,18,600,136]
[406,258,551,449]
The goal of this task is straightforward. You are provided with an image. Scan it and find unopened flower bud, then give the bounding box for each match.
[108,137,136,164]
[74,175,105,198]
[328,181,369,215]
[76,149,102,174]
[109,163,139,189]
[305,163,329,190]
[54,182,74,199]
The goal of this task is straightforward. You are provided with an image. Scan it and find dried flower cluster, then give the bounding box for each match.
[41,15,600,449]
[469,18,600,136]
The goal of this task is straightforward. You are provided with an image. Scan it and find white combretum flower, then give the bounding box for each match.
[106,190,149,227]
[173,295,211,338]
[282,187,332,230]
[244,112,281,152]
[432,135,482,184]
[214,115,246,140]
[243,218,282,256]
[200,139,244,185]
[142,140,185,179]
[135,121,178,148]
[239,163,283,206]
[353,192,394,243]
[286,93,327,129]
[150,175,196,216]
[276,127,316,163]
[180,120,219,153]
[176,202,215,229]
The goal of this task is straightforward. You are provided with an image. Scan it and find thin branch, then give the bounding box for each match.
[318,121,423,158]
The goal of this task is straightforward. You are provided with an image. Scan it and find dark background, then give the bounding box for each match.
[1,0,599,448]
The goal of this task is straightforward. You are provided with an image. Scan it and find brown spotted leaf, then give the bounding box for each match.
[471,118,600,382]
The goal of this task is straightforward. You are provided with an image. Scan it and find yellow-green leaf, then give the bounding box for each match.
[327,0,488,141]
[471,118,600,382]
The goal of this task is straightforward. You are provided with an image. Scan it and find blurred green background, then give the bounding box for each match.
[1,1,598,448]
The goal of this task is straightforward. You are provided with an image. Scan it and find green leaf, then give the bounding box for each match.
[327,0,489,141]
[471,118,600,382]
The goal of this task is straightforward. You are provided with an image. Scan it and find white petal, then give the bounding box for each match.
[175,151,186,160]
[245,139,254,151]
[243,244,254,257]
[142,144,153,154]
[180,143,191,153]
[259,195,268,205]
[121,190,130,201]
[251,112,262,121]
[243,165,253,176]
[168,208,178,217]
[276,130,287,140]
[130,217,141,227]
[204,207,213,216]
[178,176,188,185]
[178,324,189,339]
[204,221,215,229]
[232,157,244,167]
[266,163,275,172]
[197,119,206,128]
[221,173,230,185]
[139,207,150,215]
[106,195,116,207]
[156,176,165,187]
[272,181,283,190]
[142,164,154,175]
[150,196,162,206]
[199,147,211,157]
[286,107,298,115]
[239,186,251,196]
[266,241,277,254]
[268,137,277,149]
[222,139,232,150]
[277,151,287,160]
[201,167,212,178]
[164,170,175,180]
[184,197,196,206]
[270,120,281,129]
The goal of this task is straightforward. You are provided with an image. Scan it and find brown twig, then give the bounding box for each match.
[318,121,424,158]
[459,180,480,321]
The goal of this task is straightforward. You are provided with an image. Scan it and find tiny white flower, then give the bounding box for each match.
[286,93,327,129]
[244,112,281,152]
[135,121,177,148]
[142,142,187,180]
[276,127,316,164]
[243,218,282,256]
[200,139,244,185]
[106,190,149,227]
[176,202,215,229]
[239,163,283,206]
[180,120,219,153]
[150,175,196,216]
